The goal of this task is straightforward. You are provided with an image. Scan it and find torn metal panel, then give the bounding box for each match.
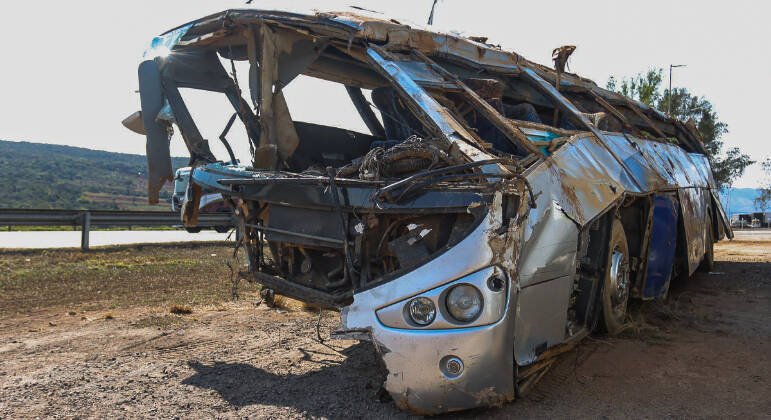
[388,61,456,89]
[137,60,173,204]
[689,153,717,189]
[121,111,145,135]
[516,200,578,288]
[343,198,498,318]
[366,47,473,144]
[710,189,733,239]
[254,23,283,168]
[144,23,191,59]
[601,134,670,192]
[678,187,709,275]
[513,275,573,365]
[525,134,625,226]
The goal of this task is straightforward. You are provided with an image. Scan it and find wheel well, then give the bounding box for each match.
[569,196,651,330]
[672,198,690,282]
[569,211,614,332]
[618,197,650,268]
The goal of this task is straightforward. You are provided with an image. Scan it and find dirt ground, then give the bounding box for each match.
[0,239,769,418]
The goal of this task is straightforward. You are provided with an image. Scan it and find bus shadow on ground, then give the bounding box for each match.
[181,341,392,416]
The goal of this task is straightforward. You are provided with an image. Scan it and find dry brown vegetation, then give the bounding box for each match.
[0,241,258,318]
[169,304,193,315]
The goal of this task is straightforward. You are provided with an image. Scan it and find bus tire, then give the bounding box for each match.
[601,218,630,335]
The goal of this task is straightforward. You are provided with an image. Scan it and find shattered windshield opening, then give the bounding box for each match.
[164,47,458,180]
[166,49,483,186]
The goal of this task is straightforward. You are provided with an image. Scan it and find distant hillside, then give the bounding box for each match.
[0,140,188,210]
[718,188,763,215]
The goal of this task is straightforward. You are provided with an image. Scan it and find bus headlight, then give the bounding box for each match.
[446,284,483,322]
[407,297,436,326]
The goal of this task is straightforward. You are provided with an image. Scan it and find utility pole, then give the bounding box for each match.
[668,64,686,115]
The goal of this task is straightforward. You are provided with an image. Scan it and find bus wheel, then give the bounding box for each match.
[601,218,630,335]
[185,227,202,233]
[214,225,230,233]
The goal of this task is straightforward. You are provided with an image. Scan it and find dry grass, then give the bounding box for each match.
[130,314,195,329]
[0,241,259,317]
[169,304,193,315]
[269,294,320,312]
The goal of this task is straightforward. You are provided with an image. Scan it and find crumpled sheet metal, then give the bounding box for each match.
[678,187,709,274]
[342,193,516,414]
[517,199,579,288]
[138,60,173,204]
[513,274,573,364]
[169,9,613,104]
[367,49,458,139]
[513,195,578,364]
[526,132,715,228]
[164,7,703,145]
[514,131,717,364]
[144,23,191,59]
[366,48,498,164]
[156,9,704,161]
[690,151,733,239]
[689,153,717,189]
[601,134,669,192]
[526,134,625,227]
[320,10,406,42]
[633,140,704,188]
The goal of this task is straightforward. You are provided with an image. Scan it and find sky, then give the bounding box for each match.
[1,0,769,188]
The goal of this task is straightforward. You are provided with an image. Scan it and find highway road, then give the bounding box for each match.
[0,230,232,249]
[732,229,771,241]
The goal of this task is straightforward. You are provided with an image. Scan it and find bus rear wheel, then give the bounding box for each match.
[601,218,630,335]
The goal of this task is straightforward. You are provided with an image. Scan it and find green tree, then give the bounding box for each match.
[606,68,663,106]
[713,147,755,193]
[606,68,752,190]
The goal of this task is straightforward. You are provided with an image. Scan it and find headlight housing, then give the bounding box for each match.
[376,266,505,330]
[407,297,436,326]
[446,284,483,322]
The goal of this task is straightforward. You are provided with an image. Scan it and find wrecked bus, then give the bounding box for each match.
[124,8,732,414]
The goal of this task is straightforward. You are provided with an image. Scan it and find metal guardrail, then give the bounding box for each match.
[0,209,234,251]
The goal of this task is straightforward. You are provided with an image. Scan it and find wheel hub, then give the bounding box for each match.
[609,247,629,308]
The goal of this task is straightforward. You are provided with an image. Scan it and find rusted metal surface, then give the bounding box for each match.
[126,7,731,414]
